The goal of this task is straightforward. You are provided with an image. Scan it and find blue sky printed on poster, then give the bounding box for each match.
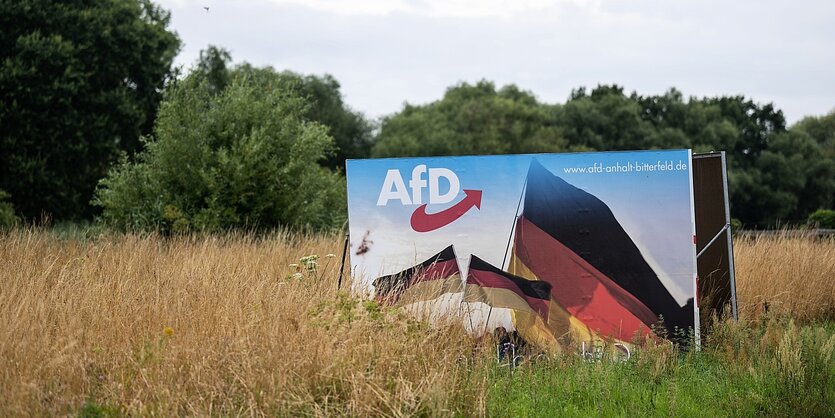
[346,150,696,306]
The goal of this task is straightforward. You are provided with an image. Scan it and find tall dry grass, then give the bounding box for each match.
[734,232,835,322]
[0,230,489,416]
[0,229,832,415]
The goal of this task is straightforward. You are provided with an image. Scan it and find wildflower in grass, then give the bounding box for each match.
[163,327,174,337]
[300,254,319,274]
[292,272,304,280]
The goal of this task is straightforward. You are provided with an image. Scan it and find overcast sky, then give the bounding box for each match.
[158,0,834,124]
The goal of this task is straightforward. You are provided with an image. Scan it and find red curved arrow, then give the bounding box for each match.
[410,189,482,232]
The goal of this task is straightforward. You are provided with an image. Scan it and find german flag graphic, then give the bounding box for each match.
[464,255,552,320]
[373,245,462,306]
[509,159,694,341]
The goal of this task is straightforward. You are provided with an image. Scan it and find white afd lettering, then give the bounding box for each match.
[376,169,410,206]
[409,165,427,204]
[429,167,459,204]
[376,165,461,206]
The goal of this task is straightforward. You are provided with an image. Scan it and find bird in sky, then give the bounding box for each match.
[203,6,209,12]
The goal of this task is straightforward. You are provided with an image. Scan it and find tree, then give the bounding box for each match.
[94,71,346,233]
[704,96,787,169]
[792,110,835,158]
[785,112,835,219]
[295,73,373,169]
[557,85,656,151]
[628,88,807,226]
[0,0,180,221]
[372,81,567,157]
[190,47,372,170]
[193,45,231,96]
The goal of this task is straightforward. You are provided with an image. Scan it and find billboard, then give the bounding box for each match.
[346,150,699,350]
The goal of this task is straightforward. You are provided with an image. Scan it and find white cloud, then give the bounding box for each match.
[268,0,410,16]
[159,0,835,123]
[190,0,602,18]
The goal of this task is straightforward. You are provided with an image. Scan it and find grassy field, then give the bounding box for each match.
[488,318,834,417]
[0,229,833,416]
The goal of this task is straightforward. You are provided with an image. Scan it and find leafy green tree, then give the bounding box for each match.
[792,110,835,158]
[628,88,809,226]
[0,0,180,221]
[557,85,656,151]
[784,113,835,219]
[190,47,372,170]
[94,71,346,233]
[634,88,741,152]
[193,45,231,96]
[807,209,835,228]
[373,81,567,157]
[297,73,373,169]
[705,96,787,169]
[720,112,833,226]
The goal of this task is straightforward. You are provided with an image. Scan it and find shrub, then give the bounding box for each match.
[807,209,835,229]
[94,73,346,233]
[0,189,18,229]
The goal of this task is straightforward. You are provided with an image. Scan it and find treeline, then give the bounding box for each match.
[1,1,833,231]
[374,82,835,227]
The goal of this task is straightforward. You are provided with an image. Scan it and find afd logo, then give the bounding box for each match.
[376,164,482,232]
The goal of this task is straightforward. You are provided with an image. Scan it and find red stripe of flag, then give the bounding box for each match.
[515,216,656,340]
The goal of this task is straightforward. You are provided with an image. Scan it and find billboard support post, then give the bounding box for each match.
[687,150,701,350]
[697,224,729,259]
[720,152,739,320]
[337,233,349,291]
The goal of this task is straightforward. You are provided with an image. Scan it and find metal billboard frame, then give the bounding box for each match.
[693,151,738,320]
